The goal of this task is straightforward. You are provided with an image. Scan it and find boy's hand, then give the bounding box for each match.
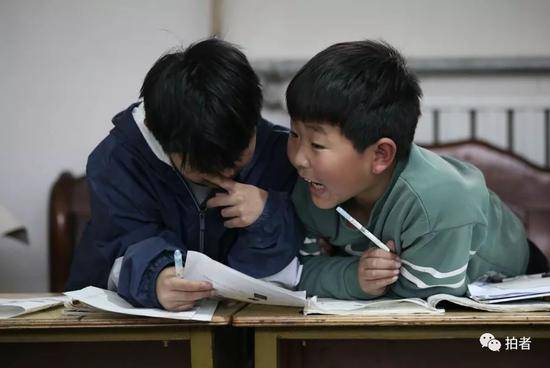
[357,240,401,297]
[156,267,215,311]
[318,237,336,256]
[205,176,268,228]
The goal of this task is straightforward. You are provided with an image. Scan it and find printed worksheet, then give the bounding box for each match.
[182,251,307,307]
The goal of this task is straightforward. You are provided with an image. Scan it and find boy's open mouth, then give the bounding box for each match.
[303,177,326,191]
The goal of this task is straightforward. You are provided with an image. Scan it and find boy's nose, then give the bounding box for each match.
[291,147,310,170]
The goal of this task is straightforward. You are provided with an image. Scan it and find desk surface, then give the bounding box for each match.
[0,294,243,329]
[233,304,550,327]
[1,294,243,368]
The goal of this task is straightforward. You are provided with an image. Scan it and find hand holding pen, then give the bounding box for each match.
[336,206,401,296]
[155,250,215,311]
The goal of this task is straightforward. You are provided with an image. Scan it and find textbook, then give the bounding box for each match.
[304,293,550,315]
[468,272,550,303]
[0,296,68,319]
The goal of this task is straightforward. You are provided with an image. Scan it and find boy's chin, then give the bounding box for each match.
[311,196,340,210]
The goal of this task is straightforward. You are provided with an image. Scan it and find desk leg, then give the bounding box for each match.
[255,330,278,368]
[190,327,214,368]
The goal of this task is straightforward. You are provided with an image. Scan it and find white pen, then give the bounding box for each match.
[336,206,390,252]
[174,249,185,278]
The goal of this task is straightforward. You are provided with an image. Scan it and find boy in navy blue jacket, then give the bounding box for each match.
[66,39,302,310]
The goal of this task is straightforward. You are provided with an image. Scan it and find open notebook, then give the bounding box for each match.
[304,294,550,315]
[0,296,68,319]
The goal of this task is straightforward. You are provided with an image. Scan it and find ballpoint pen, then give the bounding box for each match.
[336,206,390,252]
[174,249,185,278]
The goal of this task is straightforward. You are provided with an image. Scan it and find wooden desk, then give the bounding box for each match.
[0,296,243,368]
[233,304,550,368]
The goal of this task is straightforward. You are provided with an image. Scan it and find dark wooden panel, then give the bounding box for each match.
[279,338,550,368]
[1,340,190,368]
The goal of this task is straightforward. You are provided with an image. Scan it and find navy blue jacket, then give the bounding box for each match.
[66,103,301,308]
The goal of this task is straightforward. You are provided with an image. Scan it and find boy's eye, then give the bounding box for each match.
[311,142,326,150]
[289,130,299,138]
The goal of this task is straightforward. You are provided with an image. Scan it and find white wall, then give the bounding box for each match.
[0,0,210,292]
[1,1,549,292]
[223,0,550,166]
[221,0,550,59]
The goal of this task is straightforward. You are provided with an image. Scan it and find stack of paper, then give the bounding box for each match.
[64,286,218,321]
[304,294,550,315]
[304,296,443,315]
[468,273,550,303]
[0,296,68,319]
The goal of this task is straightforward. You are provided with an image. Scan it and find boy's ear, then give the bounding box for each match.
[370,138,397,174]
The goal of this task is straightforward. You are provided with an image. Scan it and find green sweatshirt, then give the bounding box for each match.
[293,144,529,299]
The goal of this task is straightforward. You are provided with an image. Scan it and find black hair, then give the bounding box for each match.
[286,40,422,159]
[140,38,262,174]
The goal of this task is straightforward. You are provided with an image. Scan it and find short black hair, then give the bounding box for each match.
[286,40,422,159]
[140,38,262,174]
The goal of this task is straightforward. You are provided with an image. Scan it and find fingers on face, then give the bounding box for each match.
[203,175,236,192]
[206,194,232,208]
[206,192,244,209]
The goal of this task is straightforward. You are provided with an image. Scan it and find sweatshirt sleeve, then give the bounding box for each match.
[223,122,303,279]
[227,179,304,279]
[298,254,374,299]
[391,223,485,298]
[291,180,375,299]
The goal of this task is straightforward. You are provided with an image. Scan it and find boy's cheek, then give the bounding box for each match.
[286,143,299,168]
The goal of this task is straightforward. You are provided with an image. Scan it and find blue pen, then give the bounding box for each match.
[174,249,184,278]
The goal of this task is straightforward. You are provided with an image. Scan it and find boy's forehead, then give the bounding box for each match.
[305,123,327,134]
[292,120,333,134]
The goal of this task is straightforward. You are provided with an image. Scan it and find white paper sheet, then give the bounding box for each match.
[427,293,550,312]
[468,273,550,302]
[182,251,307,307]
[0,296,68,319]
[64,286,218,321]
[0,205,23,236]
[304,296,443,315]
[303,294,550,315]
[0,204,28,243]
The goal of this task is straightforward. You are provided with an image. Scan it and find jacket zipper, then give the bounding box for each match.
[198,211,206,253]
[171,167,206,253]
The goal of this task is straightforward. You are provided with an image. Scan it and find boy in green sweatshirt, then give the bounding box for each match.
[287,40,547,300]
